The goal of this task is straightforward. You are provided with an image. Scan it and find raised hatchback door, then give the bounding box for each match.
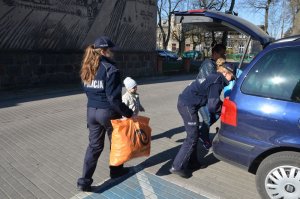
[174,9,274,46]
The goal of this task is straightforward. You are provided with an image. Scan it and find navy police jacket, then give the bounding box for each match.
[196,58,216,82]
[179,72,229,114]
[83,56,133,118]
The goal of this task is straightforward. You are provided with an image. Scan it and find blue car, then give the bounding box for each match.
[182,50,201,60]
[156,49,179,61]
[174,10,300,199]
[215,35,300,199]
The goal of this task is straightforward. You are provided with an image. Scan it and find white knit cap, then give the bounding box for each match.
[123,77,137,90]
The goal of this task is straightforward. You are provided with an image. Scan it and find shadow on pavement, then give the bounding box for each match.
[90,144,179,192]
[151,126,185,141]
[91,166,137,193]
[155,142,220,178]
[0,74,196,109]
[0,83,83,108]
[85,123,220,193]
[137,73,196,86]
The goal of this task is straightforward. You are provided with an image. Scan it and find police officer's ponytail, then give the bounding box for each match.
[80,45,102,84]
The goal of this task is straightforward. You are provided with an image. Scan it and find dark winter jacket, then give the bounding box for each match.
[179,72,229,114]
[83,56,133,118]
[196,58,216,83]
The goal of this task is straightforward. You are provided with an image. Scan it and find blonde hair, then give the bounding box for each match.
[217,66,229,74]
[216,58,226,69]
[217,59,233,75]
[80,45,103,84]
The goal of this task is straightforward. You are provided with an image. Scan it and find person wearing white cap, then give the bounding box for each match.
[122,77,145,116]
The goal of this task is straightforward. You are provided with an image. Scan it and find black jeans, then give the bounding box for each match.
[172,100,200,170]
[77,107,122,187]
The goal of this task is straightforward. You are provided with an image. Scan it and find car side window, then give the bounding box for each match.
[241,46,300,103]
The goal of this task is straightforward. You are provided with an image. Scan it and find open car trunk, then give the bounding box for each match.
[173,9,274,68]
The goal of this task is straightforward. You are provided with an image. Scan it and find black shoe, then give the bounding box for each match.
[77,184,91,192]
[110,167,130,179]
[169,167,191,178]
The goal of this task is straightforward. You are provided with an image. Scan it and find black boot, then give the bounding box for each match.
[169,167,191,178]
[77,184,91,192]
[77,178,92,192]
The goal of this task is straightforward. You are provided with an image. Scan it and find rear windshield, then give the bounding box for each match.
[241,46,300,103]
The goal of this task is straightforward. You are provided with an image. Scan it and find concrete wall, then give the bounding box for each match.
[0,50,156,89]
[0,0,157,90]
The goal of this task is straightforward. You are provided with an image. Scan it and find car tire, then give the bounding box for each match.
[256,151,300,199]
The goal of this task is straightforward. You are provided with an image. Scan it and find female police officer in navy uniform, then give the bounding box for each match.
[170,61,236,178]
[77,36,133,191]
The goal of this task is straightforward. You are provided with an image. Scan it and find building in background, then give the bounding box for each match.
[156,15,264,59]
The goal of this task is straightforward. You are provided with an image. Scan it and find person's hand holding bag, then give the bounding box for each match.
[110,116,151,166]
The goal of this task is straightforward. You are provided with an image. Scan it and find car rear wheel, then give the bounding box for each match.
[256,151,300,199]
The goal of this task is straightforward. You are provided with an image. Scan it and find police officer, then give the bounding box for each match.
[197,44,226,150]
[170,61,236,178]
[77,36,133,191]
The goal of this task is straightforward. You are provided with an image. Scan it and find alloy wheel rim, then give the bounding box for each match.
[265,166,300,199]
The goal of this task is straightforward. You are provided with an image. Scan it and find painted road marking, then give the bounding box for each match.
[135,168,158,198]
[72,169,211,199]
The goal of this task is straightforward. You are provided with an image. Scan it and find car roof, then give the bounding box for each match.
[173,9,274,46]
[271,34,300,44]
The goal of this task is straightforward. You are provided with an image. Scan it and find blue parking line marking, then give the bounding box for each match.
[77,170,210,199]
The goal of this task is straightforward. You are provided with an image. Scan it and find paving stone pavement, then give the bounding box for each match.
[0,74,261,199]
[72,167,210,199]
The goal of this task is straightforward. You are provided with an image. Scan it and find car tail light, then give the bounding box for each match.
[221,98,237,127]
[188,9,206,13]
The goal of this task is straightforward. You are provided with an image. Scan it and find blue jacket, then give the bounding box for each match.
[179,72,229,114]
[83,56,133,118]
[196,58,216,82]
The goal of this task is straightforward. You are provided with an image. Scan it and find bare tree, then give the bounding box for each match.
[172,0,227,53]
[157,0,184,49]
[289,0,300,34]
[188,0,235,46]
[190,0,227,11]
[160,0,236,53]
[279,1,294,38]
[239,0,280,33]
[289,0,300,23]
[171,24,188,55]
[222,0,236,45]
[228,0,235,12]
[268,4,282,38]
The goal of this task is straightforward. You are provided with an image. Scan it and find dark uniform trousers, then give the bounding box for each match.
[199,105,219,141]
[77,107,122,187]
[172,99,200,170]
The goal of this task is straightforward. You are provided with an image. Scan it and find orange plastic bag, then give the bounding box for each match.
[109,116,151,166]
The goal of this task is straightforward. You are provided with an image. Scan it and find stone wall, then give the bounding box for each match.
[0,50,157,89]
[115,51,157,78]
[0,0,157,90]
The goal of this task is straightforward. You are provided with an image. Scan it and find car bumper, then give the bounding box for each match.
[212,131,255,170]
